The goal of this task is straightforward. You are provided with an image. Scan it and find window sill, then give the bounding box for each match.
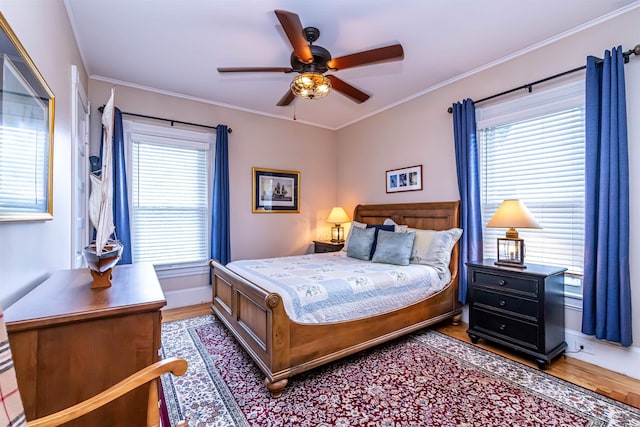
[154,264,209,279]
[564,293,583,311]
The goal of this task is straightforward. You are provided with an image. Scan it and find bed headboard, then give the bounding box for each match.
[353,201,461,281]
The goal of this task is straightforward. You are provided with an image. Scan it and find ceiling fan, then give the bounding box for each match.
[217,10,404,106]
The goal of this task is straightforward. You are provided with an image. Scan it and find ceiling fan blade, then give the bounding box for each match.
[274,10,313,63]
[217,67,293,73]
[326,75,370,103]
[276,89,295,106]
[327,44,404,71]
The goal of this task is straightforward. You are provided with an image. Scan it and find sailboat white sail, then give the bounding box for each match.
[88,87,116,255]
[83,87,122,288]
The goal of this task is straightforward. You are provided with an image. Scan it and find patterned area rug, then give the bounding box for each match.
[161,315,640,426]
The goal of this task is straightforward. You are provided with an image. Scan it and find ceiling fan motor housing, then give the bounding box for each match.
[290,44,332,73]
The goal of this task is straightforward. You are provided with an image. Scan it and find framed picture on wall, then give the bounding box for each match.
[386,165,423,193]
[252,167,300,213]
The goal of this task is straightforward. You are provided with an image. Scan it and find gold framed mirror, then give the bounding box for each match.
[0,12,55,222]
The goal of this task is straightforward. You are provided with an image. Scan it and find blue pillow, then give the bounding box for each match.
[366,224,395,259]
[346,226,376,260]
[371,230,416,266]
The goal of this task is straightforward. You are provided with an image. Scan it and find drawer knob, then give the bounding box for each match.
[499,300,506,306]
[499,324,506,331]
[498,279,506,285]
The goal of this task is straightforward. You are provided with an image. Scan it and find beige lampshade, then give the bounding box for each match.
[487,199,541,238]
[326,207,350,224]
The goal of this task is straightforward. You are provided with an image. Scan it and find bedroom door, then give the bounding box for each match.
[71,65,90,268]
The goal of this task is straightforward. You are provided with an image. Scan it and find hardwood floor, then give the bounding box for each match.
[162,304,640,410]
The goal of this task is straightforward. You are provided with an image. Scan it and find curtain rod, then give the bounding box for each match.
[97,106,232,133]
[447,43,640,113]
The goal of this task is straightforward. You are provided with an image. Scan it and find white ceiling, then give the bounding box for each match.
[64,0,638,130]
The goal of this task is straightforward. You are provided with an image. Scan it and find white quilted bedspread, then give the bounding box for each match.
[226,252,448,324]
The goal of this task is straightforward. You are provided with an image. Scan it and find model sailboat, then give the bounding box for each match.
[83,87,123,288]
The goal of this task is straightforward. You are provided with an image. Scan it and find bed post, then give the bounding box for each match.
[451,314,462,325]
[264,378,288,398]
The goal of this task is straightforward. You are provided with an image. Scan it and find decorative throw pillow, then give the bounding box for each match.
[413,228,463,278]
[346,226,376,260]
[342,220,366,251]
[408,228,437,264]
[371,230,416,266]
[366,224,395,259]
[383,218,409,233]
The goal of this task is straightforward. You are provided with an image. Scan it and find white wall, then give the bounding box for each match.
[336,7,640,378]
[0,0,88,308]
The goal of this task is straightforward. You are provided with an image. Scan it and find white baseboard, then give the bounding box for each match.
[564,329,640,379]
[162,286,211,310]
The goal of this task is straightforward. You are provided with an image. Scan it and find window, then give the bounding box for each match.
[125,121,214,270]
[476,80,585,298]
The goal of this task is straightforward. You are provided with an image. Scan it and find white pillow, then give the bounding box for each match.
[407,228,437,263]
[342,220,366,251]
[408,227,463,279]
[383,217,409,233]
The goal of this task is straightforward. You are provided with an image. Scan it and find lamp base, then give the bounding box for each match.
[331,224,344,243]
[496,237,525,268]
[494,260,527,269]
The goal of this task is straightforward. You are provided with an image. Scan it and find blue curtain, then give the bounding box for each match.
[99,107,132,264]
[210,125,231,270]
[582,47,632,347]
[452,99,483,304]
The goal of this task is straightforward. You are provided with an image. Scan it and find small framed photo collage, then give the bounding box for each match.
[386,165,423,193]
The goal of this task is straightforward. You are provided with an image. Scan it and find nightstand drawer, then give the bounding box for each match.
[474,308,539,349]
[473,288,538,319]
[473,271,539,296]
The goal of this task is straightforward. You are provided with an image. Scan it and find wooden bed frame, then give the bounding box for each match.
[209,201,462,397]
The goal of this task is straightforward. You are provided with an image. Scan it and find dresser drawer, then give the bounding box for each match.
[472,288,538,320]
[473,271,539,296]
[473,308,539,350]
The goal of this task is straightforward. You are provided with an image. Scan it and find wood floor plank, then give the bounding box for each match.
[162,304,640,410]
[161,303,210,323]
[626,392,640,408]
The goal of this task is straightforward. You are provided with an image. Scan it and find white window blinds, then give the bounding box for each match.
[128,124,212,267]
[477,81,585,277]
[0,126,48,212]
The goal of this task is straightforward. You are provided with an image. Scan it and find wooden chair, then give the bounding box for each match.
[0,307,188,427]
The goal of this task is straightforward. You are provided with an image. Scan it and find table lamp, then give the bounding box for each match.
[327,207,350,243]
[487,199,541,268]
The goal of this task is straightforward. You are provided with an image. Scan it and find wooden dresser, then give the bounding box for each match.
[4,263,166,426]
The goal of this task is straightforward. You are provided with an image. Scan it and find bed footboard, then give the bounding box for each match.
[210,259,461,398]
[209,259,291,396]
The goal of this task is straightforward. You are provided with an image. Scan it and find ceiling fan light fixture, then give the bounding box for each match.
[290,72,331,100]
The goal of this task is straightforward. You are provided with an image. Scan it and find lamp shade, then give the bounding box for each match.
[487,199,541,238]
[326,207,350,224]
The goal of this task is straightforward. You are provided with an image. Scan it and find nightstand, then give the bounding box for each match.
[466,259,567,369]
[313,240,344,253]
